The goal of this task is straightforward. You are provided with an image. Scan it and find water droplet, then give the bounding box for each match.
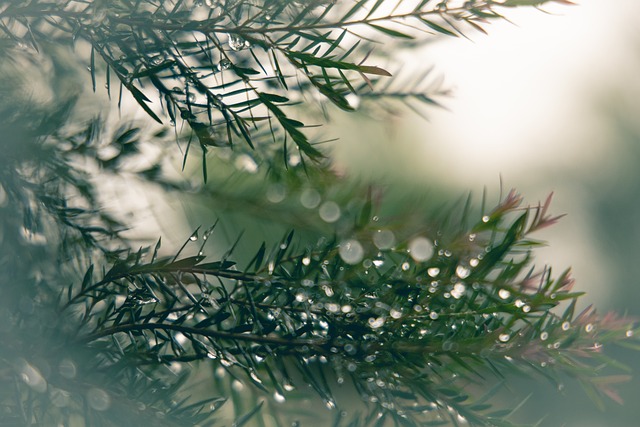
[319,201,341,223]
[373,259,384,267]
[87,388,111,411]
[216,59,231,72]
[469,258,479,267]
[324,399,336,410]
[522,305,531,313]
[274,391,286,403]
[17,359,47,393]
[390,308,402,319]
[451,283,466,299]
[326,303,339,312]
[373,229,395,250]
[498,334,510,343]
[482,215,490,223]
[300,188,321,208]
[266,184,286,203]
[341,305,352,313]
[228,33,249,51]
[368,317,385,329]
[58,359,76,379]
[150,55,164,66]
[401,262,410,271]
[339,239,364,265]
[585,323,594,333]
[427,267,440,277]
[50,387,71,407]
[540,332,549,341]
[626,330,634,337]
[498,289,511,299]
[468,233,477,242]
[561,321,571,331]
[413,304,423,312]
[408,237,434,262]
[455,265,471,279]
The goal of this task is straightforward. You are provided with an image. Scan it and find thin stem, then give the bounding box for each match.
[79,322,328,348]
[2,4,490,36]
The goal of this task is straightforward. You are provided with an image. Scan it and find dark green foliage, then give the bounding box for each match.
[0,1,636,426]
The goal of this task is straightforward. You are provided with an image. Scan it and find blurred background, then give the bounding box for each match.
[330,0,640,425]
[4,0,638,425]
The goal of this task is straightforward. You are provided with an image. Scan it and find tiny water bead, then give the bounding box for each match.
[373,229,395,250]
[339,239,364,265]
[215,59,231,72]
[427,267,440,277]
[498,333,510,343]
[455,265,471,279]
[585,323,594,333]
[540,332,549,341]
[408,237,434,262]
[368,317,385,329]
[319,201,340,223]
[58,359,77,379]
[266,184,286,203]
[300,188,321,208]
[87,388,111,411]
[626,330,634,337]
[273,391,286,403]
[17,359,47,393]
[450,283,466,299]
[227,33,250,51]
[389,308,403,319]
[498,289,511,299]
[561,321,571,331]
